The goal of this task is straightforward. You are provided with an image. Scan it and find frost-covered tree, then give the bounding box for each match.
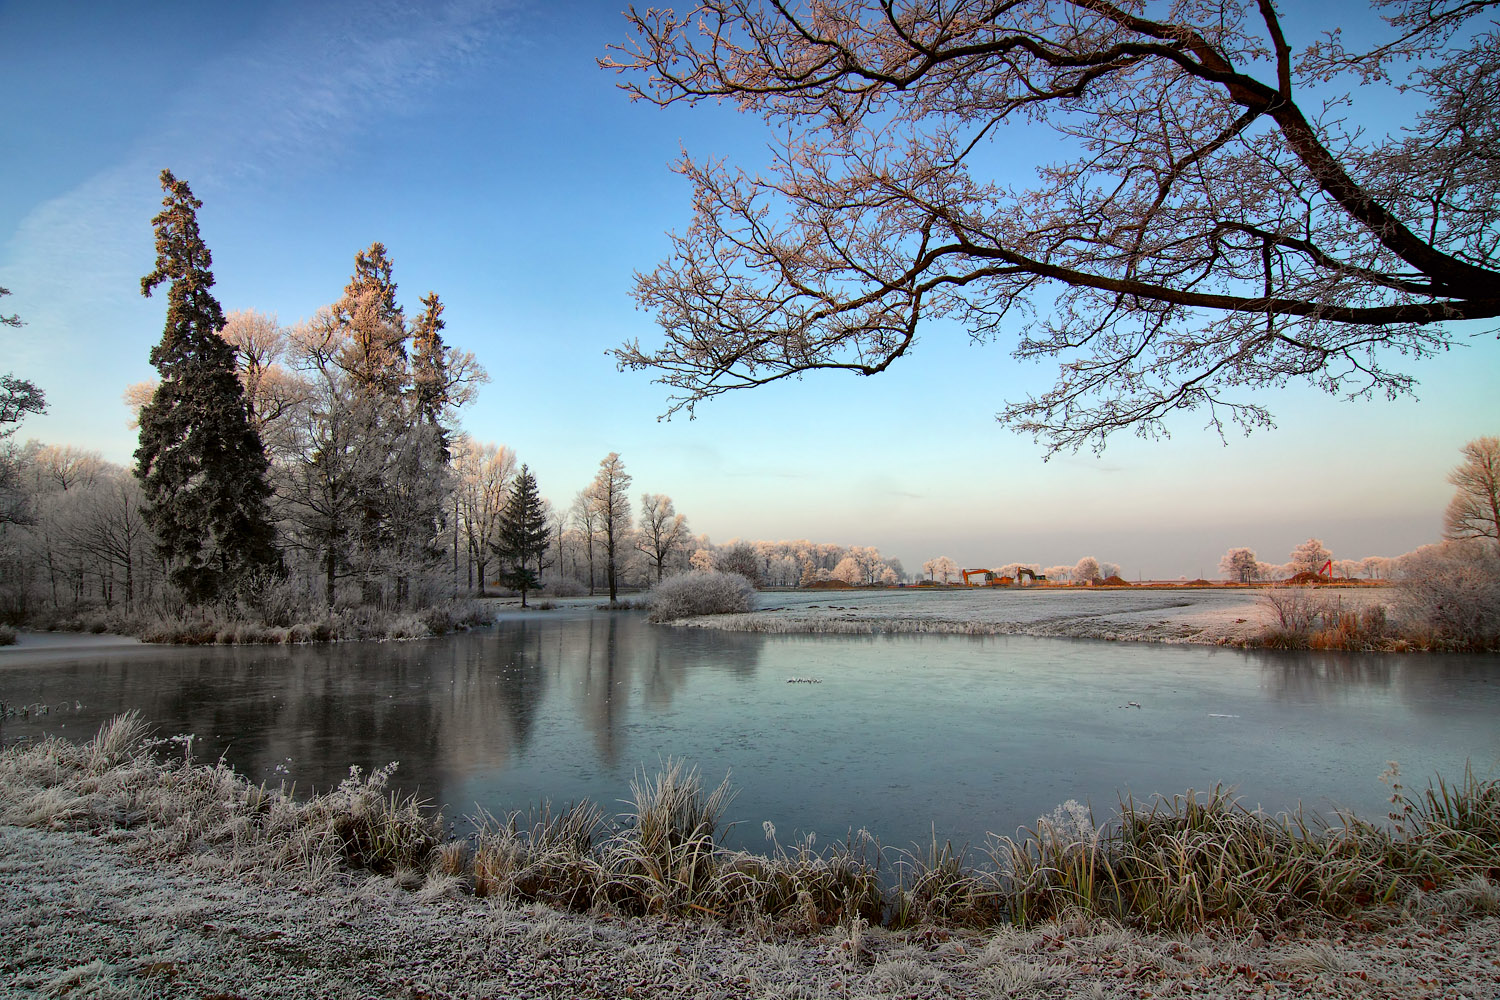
[492,464,550,607]
[279,246,483,607]
[1073,556,1102,585]
[570,490,601,594]
[1288,538,1332,575]
[1219,547,1260,583]
[1042,565,1072,584]
[847,545,886,585]
[636,492,690,582]
[924,555,958,583]
[584,452,633,602]
[1333,559,1363,579]
[1444,436,1500,550]
[453,438,515,594]
[1,289,46,458]
[134,170,278,603]
[610,1,1500,454]
[831,554,863,584]
[56,469,153,608]
[218,310,309,456]
[715,541,762,585]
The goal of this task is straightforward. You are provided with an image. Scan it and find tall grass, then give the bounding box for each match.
[3,715,1497,935]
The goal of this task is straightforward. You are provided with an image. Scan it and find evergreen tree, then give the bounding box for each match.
[492,465,549,607]
[135,169,278,603]
[409,292,451,444]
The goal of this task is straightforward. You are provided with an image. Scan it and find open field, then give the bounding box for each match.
[674,586,1392,645]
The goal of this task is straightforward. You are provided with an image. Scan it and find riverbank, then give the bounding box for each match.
[4,715,1499,998]
[674,587,1392,645]
[4,823,1497,999]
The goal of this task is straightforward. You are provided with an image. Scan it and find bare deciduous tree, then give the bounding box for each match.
[452,437,516,594]
[584,452,634,602]
[571,490,601,595]
[1073,556,1103,585]
[636,492,690,582]
[1444,436,1500,549]
[1219,546,1261,583]
[923,555,959,583]
[219,310,311,456]
[607,2,1500,454]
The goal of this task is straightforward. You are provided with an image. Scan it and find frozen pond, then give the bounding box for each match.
[3,605,1497,852]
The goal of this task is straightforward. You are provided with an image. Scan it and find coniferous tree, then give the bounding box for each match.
[492,465,549,607]
[135,169,278,603]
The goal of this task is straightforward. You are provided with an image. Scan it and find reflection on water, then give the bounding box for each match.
[1255,649,1397,701]
[2,616,1496,852]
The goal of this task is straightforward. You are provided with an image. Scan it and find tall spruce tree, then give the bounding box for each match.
[492,465,549,607]
[135,169,278,603]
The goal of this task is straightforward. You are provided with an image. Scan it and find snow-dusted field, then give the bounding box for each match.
[676,586,1389,645]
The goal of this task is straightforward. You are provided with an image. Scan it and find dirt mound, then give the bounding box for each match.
[1100,575,1131,586]
[1181,579,1214,587]
[1285,571,1325,585]
[804,579,856,589]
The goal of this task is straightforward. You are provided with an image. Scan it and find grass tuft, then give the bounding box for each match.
[3,716,1499,937]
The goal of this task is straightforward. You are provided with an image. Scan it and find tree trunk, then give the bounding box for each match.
[606,533,618,603]
[324,546,337,608]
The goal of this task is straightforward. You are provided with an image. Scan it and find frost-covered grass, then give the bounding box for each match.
[9,823,1497,1000]
[4,716,1499,940]
[647,570,756,623]
[133,598,494,645]
[13,596,495,646]
[672,586,1289,644]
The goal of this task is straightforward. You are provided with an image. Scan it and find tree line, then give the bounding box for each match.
[0,175,917,626]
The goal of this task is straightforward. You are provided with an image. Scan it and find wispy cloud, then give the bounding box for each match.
[2,0,516,452]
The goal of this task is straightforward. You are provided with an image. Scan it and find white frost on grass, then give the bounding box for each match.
[3,824,1496,999]
[677,587,1389,645]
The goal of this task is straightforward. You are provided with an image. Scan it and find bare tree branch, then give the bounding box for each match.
[605,0,1499,453]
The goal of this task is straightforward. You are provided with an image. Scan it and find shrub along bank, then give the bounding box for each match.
[1249,540,1500,652]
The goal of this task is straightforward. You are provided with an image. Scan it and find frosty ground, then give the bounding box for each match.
[4,824,1498,999]
[676,585,1370,644]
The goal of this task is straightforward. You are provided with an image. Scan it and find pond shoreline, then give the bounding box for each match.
[4,823,1496,999]
[0,586,1391,669]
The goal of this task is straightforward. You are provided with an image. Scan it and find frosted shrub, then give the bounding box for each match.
[544,577,588,597]
[1395,540,1500,648]
[1259,586,1333,632]
[647,570,755,622]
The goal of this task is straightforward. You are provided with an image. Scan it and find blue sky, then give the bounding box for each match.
[3,0,1495,579]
